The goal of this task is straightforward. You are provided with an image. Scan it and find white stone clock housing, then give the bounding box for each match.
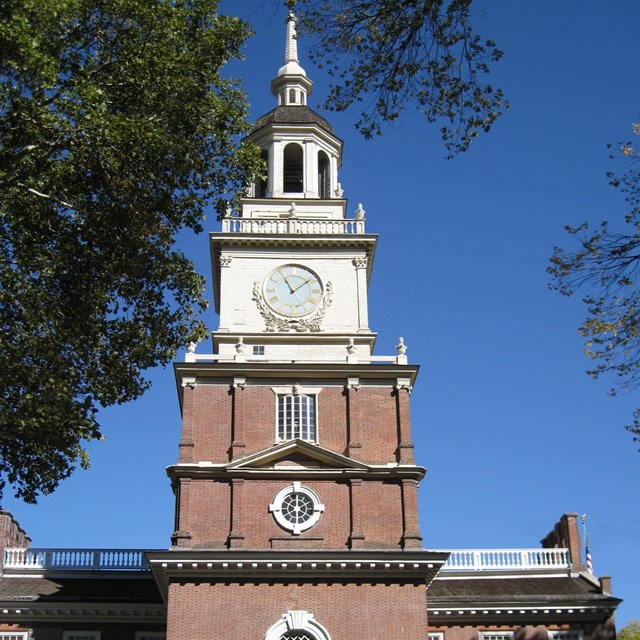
[209,13,377,363]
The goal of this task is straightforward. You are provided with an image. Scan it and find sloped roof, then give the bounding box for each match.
[0,575,162,603]
[429,575,607,600]
[249,105,334,135]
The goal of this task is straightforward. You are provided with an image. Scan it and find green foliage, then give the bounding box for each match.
[618,620,640,640]
[296,0,508,156]
[549,126,640,445]
[0,0,262,503]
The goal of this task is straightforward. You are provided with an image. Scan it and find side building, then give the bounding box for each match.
[0,11,621,640]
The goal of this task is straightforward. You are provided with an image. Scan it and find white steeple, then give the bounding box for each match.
[206,8,377,365]
[271,10,313,106]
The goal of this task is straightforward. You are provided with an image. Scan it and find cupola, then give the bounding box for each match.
[243,10,344,206]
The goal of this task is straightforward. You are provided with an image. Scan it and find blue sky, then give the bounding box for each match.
[4,0,640,629]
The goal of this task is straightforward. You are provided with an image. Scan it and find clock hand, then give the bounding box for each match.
[291,277,314,294]
[280,273,295,293]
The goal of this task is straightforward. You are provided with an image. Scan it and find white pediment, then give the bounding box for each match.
[226,439,369,472]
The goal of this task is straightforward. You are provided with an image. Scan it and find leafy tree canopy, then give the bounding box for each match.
[0,0,262,503]
[0,0,508,504]
[618,620,640,640]
[295,0,508,156]
[549,125,640,445]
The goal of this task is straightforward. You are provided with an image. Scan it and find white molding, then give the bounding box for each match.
[548,632,584,640]
[271,385,323,395]
[479,632,514,640]
[264,610,331,640]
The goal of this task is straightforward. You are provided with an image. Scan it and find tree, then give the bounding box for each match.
[0,0,507,504]
[0,0,262,503]
[295,0,508,156]
[618,620,640,640]
[548,125,640,444]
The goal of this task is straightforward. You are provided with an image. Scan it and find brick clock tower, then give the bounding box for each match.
[148,11,447,640]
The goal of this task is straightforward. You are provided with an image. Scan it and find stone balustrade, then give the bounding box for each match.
[3,547,569,574]
[221,217,365,235]
[441,548,570,572]
[3,547,148,572]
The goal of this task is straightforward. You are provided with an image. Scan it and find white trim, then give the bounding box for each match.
[264,610,331,640]
[271,386,323,395]
[480,633,514,640]
[429,634,445,640]
[0,633,29,640]
[548,632,583,640]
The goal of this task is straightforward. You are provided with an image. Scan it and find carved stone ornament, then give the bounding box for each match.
[352,257,367,269]
[252,279,333,333]
[220,255,233,267]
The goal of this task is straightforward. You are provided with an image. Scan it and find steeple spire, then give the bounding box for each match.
[283,10,300,68]
[271,10,313,106]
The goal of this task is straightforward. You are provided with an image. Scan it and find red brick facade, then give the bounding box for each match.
[161,363,435,639]
[170,366,425,552]
[166,582,427,640]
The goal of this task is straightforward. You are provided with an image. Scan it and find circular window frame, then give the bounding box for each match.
[269,482,324,535]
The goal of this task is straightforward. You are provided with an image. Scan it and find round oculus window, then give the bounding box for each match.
[269,482,324,535]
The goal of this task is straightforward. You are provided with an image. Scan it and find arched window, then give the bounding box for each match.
[283,143,303,193]
[317,151,330,199]
[289,88,296,104]
[264,611,331,640]
[257,149,268,198]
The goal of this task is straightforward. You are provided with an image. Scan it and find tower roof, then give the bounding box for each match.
[249,105,334,136]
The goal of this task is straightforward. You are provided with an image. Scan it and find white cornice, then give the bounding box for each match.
[147,549,449,602]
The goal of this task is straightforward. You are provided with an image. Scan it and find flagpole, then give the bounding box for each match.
[581,514,593,575]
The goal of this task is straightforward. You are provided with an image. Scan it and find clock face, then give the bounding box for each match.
[264,264,323,317]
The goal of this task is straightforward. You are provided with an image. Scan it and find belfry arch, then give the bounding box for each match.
[283,142,303,193]
[318,150,330,198]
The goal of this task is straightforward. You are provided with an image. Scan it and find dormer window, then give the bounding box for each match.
[283,143,303,193]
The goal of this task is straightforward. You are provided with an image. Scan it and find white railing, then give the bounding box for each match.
[221,217,365,235]
[440,548,570,572]
[3,548,149,572]
[3,547,570,574]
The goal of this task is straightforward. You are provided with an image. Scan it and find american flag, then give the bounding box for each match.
[585,544,593,574]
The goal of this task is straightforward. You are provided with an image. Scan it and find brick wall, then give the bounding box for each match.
[167,581,427,640]
[0,510,30,572]
[179,379,415,465]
